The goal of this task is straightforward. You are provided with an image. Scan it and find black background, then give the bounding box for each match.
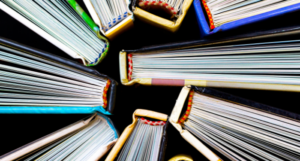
[0,1,300,161]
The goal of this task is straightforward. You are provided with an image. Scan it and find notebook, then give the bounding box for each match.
[0,0,109,66]
[0,37,117,114]
[170,86,300,161]
[194,0,300,37]
[120,39,300,92]
[132,0,193,32]
[106,109,168,161]
[0,113,118,161]
[83,0,134,40]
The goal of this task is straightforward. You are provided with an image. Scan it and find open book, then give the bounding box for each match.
[83,0,134,39]
[106,109,168,161]
[120,39,300,92]
[170,86,300,161]
[0,0,109,66]
[0,113,118,161]
[0,37,117,114]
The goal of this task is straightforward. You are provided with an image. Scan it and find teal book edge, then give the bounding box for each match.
[99,113,119,138]
[0,106,111,115]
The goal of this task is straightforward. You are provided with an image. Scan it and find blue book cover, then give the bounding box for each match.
[194,0,300,37]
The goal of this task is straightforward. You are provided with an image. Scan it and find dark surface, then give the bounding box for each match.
[0,1,300,161]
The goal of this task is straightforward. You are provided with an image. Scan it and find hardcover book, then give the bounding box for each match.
[0,37,117,114]
[0,113,118,161]
[120,38,300,92]
[194,0,300,37]
[170,86,300,161]
[0,0,109,66]
[106,109,168,161]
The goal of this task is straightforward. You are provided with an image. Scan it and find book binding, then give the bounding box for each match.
[105,109,168,161]
[194,0,300,37]
[132,0,193,32]
[0,37,117,114]
[83,0,134,40]
[170,86,300,161]
[0,113,119,161]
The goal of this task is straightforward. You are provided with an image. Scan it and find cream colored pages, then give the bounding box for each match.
[169,86,221,161]
[106,109,167,161]
[0,115,95,161]
[206,0,300,27]
[83,0,133,37]
[89,139,117,161]
[83,0,101,27]
[0,2,84,64]
[105,119,137,161]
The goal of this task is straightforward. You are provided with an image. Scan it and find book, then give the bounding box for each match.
[170,86,300,161]
[0,113,118,161]
[0,0,109,66]
[132,0,193,32]
[194,0,300,37]
[120,23,300,53]
[0,37,117,114]
[106,109,168,161]
[120,39,300,92]
[83,0,134,40]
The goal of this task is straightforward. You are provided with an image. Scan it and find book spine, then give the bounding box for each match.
[128,53,133,81]
[99,113,119,138]
[178,90,194,124]
[105,16,134,40]
[102,80,111,108]
[159,121,169,161]
[152,79,185,86]
[67,0,110,66]
[201,0,215,30]
[90,41,109,66]
[134,109,169,121]
[141,117,166,125]
[170,87,222,161]
[120,51,129,84]
[106,79,117,114]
